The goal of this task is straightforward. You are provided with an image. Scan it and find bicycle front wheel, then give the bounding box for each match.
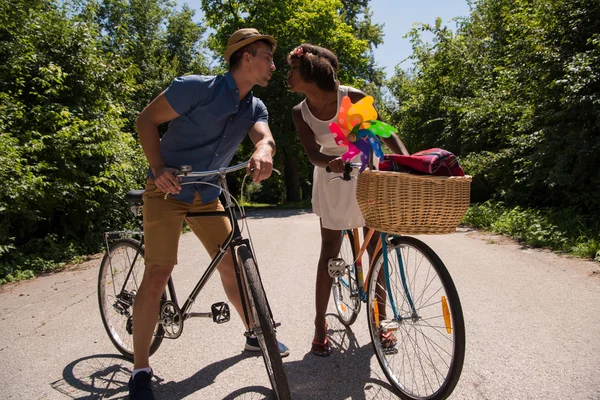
[237,245,291,400]
[366,236,465,400]
[332,229,361,325]
[98,238,165,360]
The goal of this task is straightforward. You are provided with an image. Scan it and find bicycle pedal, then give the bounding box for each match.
[380,319,399,332]
[327,258,348,278]
[383,347,399,355]
[211,302,230,324]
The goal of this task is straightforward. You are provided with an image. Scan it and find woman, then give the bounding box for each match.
[287,44,408,356]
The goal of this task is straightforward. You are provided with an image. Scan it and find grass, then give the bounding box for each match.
[4,199,597,285]
[463,201,600,262]
[0,199,313,285]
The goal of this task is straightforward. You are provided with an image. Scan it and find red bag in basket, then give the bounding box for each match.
[378,148,465,177]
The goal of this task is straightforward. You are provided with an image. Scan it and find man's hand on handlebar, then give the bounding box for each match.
[247,148,274,183]
[153,166,182,194]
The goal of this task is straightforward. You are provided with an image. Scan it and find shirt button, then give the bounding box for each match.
[235,104,238,107]
[216,153,219,156]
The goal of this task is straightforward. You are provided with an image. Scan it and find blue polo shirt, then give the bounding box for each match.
[153,72,269,203]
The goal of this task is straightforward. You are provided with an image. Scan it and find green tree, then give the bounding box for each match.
[0,0,212,282]
[0,0,144,279]
[88,0,209,130]
[386,0,600,214]
[201,0,384,202]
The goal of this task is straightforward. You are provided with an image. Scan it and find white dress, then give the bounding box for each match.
[300,85,365,230]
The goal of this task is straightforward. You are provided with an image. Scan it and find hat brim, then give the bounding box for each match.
[224,34,277,64]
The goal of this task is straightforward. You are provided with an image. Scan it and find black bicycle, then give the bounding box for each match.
[97,161,291,400]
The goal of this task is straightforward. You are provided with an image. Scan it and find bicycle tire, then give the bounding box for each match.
[332,230,361,326]
[97,238,165,360]
[237,245,291,400]
[366,236,465,400]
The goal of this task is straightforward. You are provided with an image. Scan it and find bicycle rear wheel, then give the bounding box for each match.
[237,245,291,400]
[332,230,361,325]
[97,238,165,360]
[366,236,465,400]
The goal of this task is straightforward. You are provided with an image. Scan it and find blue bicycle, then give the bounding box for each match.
[328,164,466,400]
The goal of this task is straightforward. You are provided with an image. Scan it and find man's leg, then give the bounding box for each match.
[130,179,187,399]
[216,249,252,328]
[185,195,249,323]
[186,195,288,356]
[132,264,174,369]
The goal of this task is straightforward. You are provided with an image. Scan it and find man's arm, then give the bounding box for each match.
[136,92,182,194]
[247,121,276,182]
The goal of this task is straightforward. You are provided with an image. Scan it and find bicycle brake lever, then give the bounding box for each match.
[247,167,282,176]
[328,175,357,183]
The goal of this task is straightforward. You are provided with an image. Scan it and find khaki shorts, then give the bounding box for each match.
[142,180,232,265]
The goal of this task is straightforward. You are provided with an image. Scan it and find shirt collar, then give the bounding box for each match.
[224,71,254,104]
[224,71,237,90]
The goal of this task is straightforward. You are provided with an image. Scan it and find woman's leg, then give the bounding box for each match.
[365,228,398,347]
[314,221,343,343]
[364,228,387,321]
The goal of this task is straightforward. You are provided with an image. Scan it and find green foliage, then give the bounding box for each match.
[201,0,384,202]
[386,0,600,216]
[0,0,209,283]
[5,0,599,283]
[464,201,600,261]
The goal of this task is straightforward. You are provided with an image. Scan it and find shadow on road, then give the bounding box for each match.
[280,314,398,400]
[52,353,266,399]
[52,315,398,399]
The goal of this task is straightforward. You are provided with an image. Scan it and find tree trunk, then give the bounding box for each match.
[284,153,301,202]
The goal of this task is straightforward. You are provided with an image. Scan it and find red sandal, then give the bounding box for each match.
[311,338,333,357]
[379,330,398,348]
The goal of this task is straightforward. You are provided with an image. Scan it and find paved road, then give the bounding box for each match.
[1,210,599,400]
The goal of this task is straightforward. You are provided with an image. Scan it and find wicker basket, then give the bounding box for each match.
[356,170,472,235]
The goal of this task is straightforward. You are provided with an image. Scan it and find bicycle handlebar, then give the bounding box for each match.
[325,162,362,182]
[177,161,280,178]
[325,163,362,174]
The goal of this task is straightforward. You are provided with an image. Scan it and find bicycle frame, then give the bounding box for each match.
[340,228,418,319]
[164,167,267,329]
[344,227,380,302]
[104,163,272,332]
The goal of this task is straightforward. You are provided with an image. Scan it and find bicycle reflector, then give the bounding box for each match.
[442,296,452,334]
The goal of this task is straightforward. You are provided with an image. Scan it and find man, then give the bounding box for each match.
[129,28,288,400]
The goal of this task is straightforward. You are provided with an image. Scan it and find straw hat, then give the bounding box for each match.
[223,28,276,64]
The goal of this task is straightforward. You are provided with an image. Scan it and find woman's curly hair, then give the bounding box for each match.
[287,44,339,91]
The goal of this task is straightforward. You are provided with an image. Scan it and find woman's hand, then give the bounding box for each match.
[327,157,346,173]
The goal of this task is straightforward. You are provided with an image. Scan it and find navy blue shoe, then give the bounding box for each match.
[128,370,155,400]
[245,335,290,357]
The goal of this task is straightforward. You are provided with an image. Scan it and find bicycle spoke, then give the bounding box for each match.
[368,237,465,399]
[99,239,164,360]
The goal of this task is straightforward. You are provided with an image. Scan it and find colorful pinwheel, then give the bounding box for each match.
[329,95,398,170]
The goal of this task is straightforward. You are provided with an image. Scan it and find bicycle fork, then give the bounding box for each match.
[376,234,418,331]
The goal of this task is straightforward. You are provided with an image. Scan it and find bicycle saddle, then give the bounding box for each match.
[125,190,145,204]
